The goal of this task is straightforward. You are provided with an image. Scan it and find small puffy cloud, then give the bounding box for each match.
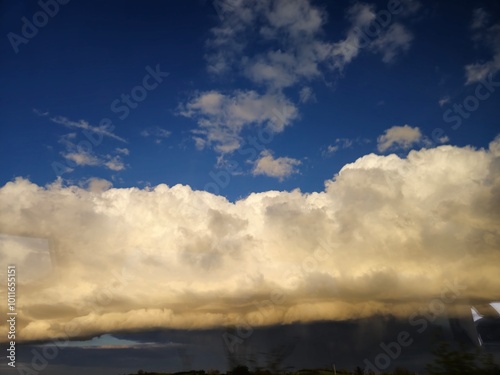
[377,125,423,152]
[1,138,499,343]
[330,3,376,71]
[471,8,489,30]
[299,86,316,103]
[465,56,500,85]
[243,51,303,89]
[331,3,417,71]
[337,138,353,148]
[104,155,125,171]
[140,126,172,139]
[33,108,49,117]
[193,137,206,150]
[63,150,101,167]
[263,0,325,37]
[84,178,113,193]
[179,90,298,153]
[58,135,126,172]
[370,23,413,63]
[115,148,129,155]
[252,150,301,180]
[437,135,449,144]
[398,0,421,16]
[62,150,125,171]
[323,138,353,156]
[325,144,338,155]
[438,96,450,107]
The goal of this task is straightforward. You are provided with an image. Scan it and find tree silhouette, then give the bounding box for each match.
[232,365,250,375]
[426,340,500,375]
[393,367,414,375]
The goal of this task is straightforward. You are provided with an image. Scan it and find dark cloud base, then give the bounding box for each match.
[6,315,500,375]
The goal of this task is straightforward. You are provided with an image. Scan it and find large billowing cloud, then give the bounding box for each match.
[1,138,500,343]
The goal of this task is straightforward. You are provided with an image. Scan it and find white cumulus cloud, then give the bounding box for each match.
[252,150,301,180]
[377,125,423,152]
[179,90,298,153]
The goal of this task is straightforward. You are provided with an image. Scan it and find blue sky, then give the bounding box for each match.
[1,0,499,200]
[1,1,500,374]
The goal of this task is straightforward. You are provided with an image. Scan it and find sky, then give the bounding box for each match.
[0,0,500,374]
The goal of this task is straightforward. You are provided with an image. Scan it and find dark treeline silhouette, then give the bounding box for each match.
[126,342,500,375]
[425,341,500,375]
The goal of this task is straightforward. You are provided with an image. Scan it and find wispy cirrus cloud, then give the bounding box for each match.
[55,123,127,172]
[140,126,172,144]
[51,116,126,143]
[33,108,49,117]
